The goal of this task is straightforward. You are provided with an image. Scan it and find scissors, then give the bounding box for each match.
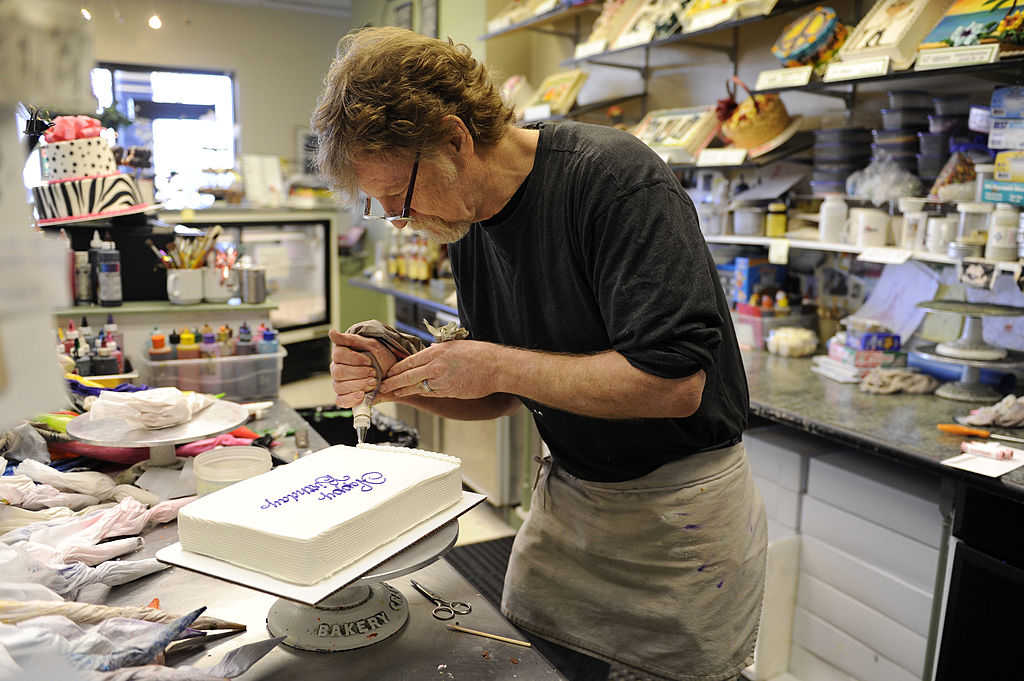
[410,579,472,620]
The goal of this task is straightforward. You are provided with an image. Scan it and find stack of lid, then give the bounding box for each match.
[874,90,933,175]
[919,94,970,183]
[811,128,871,195]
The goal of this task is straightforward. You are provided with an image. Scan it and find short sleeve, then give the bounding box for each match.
[579,180,723,379]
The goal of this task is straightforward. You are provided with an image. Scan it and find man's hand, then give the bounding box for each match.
[328,329,399,408]
[380,340,501,400]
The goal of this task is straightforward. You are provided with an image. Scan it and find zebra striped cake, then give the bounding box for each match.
[33,173,147,225]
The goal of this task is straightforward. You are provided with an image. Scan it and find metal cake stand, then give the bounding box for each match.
[265,520,460,652]
[66,399,250,467]
[915,300,1024,401]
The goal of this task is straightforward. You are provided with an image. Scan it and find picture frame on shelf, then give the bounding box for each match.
[919,0,1024,58]
[421,0,438,38]
[525,69,589,116]
[839,0,953,70]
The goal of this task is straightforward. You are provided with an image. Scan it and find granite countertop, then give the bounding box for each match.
[742,349,1024,498]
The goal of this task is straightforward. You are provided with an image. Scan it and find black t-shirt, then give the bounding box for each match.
[450,121,748,482]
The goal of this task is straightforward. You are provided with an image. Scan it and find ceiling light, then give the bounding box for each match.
[148,13,162,29]
[80,7,92,20]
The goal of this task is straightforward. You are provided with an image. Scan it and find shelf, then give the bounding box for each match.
[705,235,1022,270]
[669,131,812,171]
[481,1,601,41]
[54,300,278,316]
[522,93,646,123]
[561,0,819,68]
[756,55,1024,96]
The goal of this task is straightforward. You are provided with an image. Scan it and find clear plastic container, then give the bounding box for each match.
[813,144,871,163]
[813,128,872,145]
[975,163,995,201]
[887,90,932,109]
[810,179,847,195]
[929,114,968,134]
[872,141,918,155]
[136,348,287,400]
[732,206,765,235]
[934,95,971,116]
[881,108,930,130]
[194,446,272,496]
[956,201,993,240]
[873,129,919,145]
[917,153,948,178]
[918,132,950,157]
[731,311,817,351]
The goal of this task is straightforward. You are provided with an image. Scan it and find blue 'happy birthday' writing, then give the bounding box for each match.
[258,473,386,510]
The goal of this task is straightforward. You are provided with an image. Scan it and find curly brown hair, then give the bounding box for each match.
[312,27,514,199]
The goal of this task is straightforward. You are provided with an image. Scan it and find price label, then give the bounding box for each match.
[612,27,655,50]
[532,0,558,15]
[768,239,789,265]
[958,259,999,290]
[755,66,813,91]
[823,56,890,82]
[916,45,999,71]
[697,148,747,167]
[858,247,911,264]
[685,6,736,33]
[522,104,552,122]
[574,40,607,60]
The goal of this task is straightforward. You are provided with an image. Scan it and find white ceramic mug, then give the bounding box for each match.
[203,267,238,303]
[167,268,204,305]
[849,207,889,248]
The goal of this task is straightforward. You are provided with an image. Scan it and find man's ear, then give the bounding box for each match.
[441,114,474,158]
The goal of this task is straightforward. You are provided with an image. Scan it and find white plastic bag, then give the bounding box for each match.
[89,389,215,430]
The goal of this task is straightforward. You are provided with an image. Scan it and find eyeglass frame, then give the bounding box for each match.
[363,150,421,226]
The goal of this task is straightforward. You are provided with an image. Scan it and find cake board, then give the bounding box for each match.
[747,115,803,159]
[157,491,486,652]
[66,399,250,482]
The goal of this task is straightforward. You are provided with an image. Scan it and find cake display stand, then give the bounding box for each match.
[66,399,250,468]
[914,300,1024,402]
[156,492,486,652]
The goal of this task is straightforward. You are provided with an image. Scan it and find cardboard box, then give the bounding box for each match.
[732,256,787,304]
[988,118,1024,150]
[995,150,1024,182]
[981,178,1024,206]
[991,86,1024,118]
[797,572,927,676]
[808,452,943,548]
[792,608,920,681]
[845,329,901,352]
[827,336,906,367]
[801,496,938,592]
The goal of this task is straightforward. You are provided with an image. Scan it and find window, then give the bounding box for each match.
[90,63,236,206]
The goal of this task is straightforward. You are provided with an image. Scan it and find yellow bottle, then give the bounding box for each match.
[766,202,787,237]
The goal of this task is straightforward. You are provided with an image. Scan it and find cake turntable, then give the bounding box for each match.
[156,491,486,652]
[913,300,1024,402]
[66,399,250,468]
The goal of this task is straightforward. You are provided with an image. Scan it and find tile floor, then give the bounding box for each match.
[280,373,517,547]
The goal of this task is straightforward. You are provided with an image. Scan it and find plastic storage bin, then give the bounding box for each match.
[881,109,929,130]
[934,96,970,116]
[918,132,950,156]
[888,90,932,109]
[929,114,967,134]
[733,206,766,235]
[732,310,817,350]
[873,129,918,146]
[136,348,288,401]
[917,153,948,179]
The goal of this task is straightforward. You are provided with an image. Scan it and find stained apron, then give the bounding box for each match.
[501,442,766,681]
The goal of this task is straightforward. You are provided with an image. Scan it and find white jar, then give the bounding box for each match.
[957,201,994,241]
[818,194,848,244]
[733,207,765,236]
[926,216,957,254]
[898,197,928,251]
[975,163,995,202]
[987,202,1020,261]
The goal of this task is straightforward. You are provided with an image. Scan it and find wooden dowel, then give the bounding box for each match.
[446,624,531,647]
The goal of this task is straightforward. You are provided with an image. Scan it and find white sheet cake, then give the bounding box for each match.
[177,443,462,585]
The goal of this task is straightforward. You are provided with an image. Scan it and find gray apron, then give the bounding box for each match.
[501,442,766,681]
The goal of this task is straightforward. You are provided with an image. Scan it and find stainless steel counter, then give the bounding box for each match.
[103,401,562,680]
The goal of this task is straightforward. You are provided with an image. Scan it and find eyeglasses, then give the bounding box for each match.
[363,150,420,228]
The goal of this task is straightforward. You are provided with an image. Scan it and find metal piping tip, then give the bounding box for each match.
[355,424,368,445]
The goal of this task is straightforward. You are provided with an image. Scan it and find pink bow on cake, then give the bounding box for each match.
[44,115,102,143]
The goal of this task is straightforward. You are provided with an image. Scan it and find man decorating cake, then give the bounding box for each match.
[315,27,765,681]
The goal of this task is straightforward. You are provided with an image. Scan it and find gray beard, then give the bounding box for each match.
[415,216,472,244]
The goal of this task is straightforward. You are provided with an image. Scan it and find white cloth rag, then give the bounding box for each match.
[88,388,215,430]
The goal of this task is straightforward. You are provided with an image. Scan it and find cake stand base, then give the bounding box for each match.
[267,583,409,652]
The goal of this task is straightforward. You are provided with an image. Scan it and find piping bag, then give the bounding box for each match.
[345,320,468,444]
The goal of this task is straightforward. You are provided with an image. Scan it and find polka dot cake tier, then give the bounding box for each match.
[32,115,151,226]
